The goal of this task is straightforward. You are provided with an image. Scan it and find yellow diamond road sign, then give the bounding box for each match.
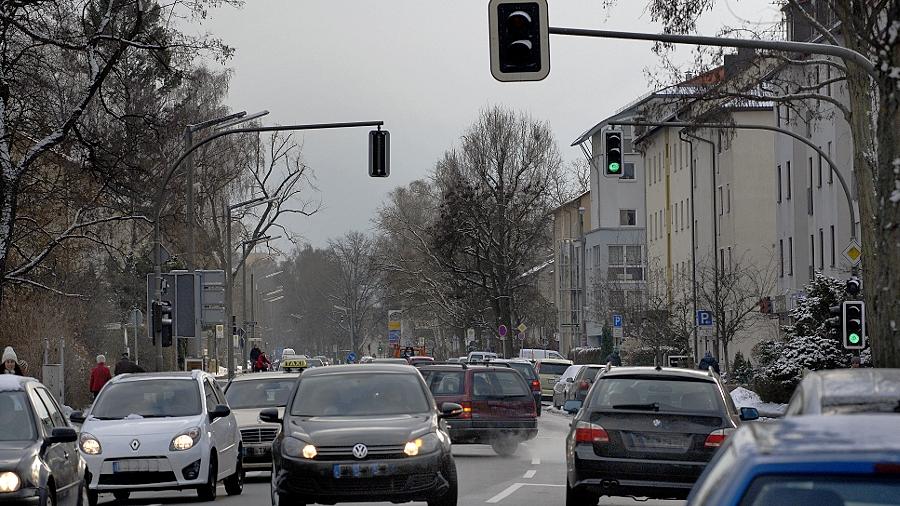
[517,323,527,334]
[842,240,862,267]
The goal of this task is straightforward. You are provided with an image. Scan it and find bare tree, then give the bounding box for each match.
[328,231,382,356]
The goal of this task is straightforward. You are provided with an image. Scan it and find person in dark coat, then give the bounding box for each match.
[2,346,23,375]
[89,355,112,399]
[114,353,145,375]
[249,345,261,372]
[698,351,720,374]
[605,349,622,367]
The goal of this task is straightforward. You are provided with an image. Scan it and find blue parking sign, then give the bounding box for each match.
[697,310,713,326]
[612,314,623,327]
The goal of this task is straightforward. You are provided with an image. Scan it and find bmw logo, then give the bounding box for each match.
[351,444,368,459]
[652,419,662,428]
[130,439,141,451]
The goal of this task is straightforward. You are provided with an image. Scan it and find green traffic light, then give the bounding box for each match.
[608,162,621,173]
[849,333,861,344]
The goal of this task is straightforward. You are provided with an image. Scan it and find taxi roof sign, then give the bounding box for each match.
[281,358,307,371]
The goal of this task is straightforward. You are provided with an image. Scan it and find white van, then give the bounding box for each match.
[467,351,498,363]
[519,348,565,361]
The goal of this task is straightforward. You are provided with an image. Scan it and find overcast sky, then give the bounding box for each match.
[202,0,780,250]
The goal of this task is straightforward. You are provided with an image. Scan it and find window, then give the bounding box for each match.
[719,249,725,272]
[777,164,782,202]
[692,159,697,188]
[786,161,792,200]
[826,62,832,97]
[830,225,836,267]
[808,156,814,215]
[607,245,643,281]
[810,234,816,275]
[819,228,824,269]
[35,389,66,428]
[805,110,813,137]
[622,162,635,179]
[786,105,791,124]
[717,186,723,215]
[726,185,731,214]
[673,203,678,232]
[29,390,55,436]
[204,381,219,412]
[681,200,685,230]
[789,237,794,275]
[776,105,781,127]
[717,131,723,154]
[817,151,823,188]
[827,142,833,184]
[619,209,636,226]
[779,239,784,277]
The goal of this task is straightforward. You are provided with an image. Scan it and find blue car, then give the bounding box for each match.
[688,414,900,506]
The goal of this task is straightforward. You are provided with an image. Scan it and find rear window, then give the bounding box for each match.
[473,371,530,398]
[422,370,465,395]
[589,377,722,413]
[508,363,538,380]
[739,475,900,506]
[538,363,570,375]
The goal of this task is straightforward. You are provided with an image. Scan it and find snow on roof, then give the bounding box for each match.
[0,375,26,392]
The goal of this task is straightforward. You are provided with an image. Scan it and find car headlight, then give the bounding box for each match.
[283,436,316,459]
[170,427,202,451]
[404,433,440,457]
[0,472,20,493]
[79,433,102,455]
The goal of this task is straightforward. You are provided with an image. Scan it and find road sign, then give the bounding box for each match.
[129,308,143,328]
[498,324,508,337]
[347,352,357,363]
[388,309,402,345]
[842,239,862,267]
[466,328,476,343]
[612,314,623,328]
[612,327,623,339]
[198,270,226,326]
[697,310,714,326]
[516,323,527,334]
[215,325,224,341]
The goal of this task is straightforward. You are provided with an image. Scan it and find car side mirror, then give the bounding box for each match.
[259,407,282,424]
[740,407,760,421]
[563,399,583,414]
[209,404,231,420]
[439,402,464,419]
[566,377,575,383]
[69,411,85,424]
[41,427,77,455]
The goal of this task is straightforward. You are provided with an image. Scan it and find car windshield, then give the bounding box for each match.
[225,378,296,409]
[739,475,900,506]
[472,371,530,398]
[306,359,324,367]
[91,379,202,419]
[291,373,430,416]
[508,363,538,380]
[422,370,465,395]
[589,377,722,413]
[538,363,570,375]
[0,391,37,441]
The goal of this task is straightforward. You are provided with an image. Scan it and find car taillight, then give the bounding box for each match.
[574,421,609,444]
[531,379,541,391]
[704,428,731,448]
[460,401,472,419]
[578,381,591,390]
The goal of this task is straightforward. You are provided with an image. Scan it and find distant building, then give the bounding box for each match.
[550,191,591,355]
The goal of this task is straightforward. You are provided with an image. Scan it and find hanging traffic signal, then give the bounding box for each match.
[604,131,623,176]
[488,0,550,82]
[842,300,865,350]
[151,300,174,347]
[369,129,390,177]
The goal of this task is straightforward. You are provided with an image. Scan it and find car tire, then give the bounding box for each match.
[85,487,98,506]
[112,491,130,503]
[565,480,598,506]
[491,439,519,457]
[224,453,244,496]
[270,471,305,506]
[197,456,217,501]
[77,481,88,506]
[427,459,458,506]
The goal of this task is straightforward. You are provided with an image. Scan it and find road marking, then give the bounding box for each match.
[486,483,523,503]
[523,469,536,479]
[486,483,565,503]
[531,457,541,465]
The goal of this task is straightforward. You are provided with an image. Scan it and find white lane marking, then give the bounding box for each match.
[523,469,536,479]
[531,456,541,465]
[486,483,565,503]
[486,483,524,503]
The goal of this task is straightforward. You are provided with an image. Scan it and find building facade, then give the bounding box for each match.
[551,192,591,356]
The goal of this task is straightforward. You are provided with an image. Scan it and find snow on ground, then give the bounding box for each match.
[730,386,787,419]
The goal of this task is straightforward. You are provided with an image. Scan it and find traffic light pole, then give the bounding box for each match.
[152,120,385,372]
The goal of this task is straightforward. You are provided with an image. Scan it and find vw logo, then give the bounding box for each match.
[652,419,662,428]
[351,444,368,459]
[130,439,141,451]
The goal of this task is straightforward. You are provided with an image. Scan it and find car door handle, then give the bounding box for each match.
[63,451,70,460]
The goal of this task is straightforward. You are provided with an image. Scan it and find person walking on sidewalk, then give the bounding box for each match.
[2,347,23,375]
[89,355,112,399]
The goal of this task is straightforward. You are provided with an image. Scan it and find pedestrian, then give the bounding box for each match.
[698,351,721,374]
[250,344,261,372]
[89,355,112,399]
[850,356,861,368]
[255,350,271,372]
[2,346,23,375]
[605,348,622,367]
[114,353,145,375]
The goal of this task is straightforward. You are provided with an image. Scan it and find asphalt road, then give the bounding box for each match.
[96,409,683,506]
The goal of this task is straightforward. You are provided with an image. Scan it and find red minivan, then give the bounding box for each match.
[420,363,538,456]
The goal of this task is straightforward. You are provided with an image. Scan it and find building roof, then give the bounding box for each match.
[550,190,590,214]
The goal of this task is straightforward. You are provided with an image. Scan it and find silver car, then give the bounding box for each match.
[785,368,900,416]
[552,365,585,408]
[223,372,300,471]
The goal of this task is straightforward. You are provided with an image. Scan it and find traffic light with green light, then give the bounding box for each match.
[604,131,623,177]
[842,300,865,350]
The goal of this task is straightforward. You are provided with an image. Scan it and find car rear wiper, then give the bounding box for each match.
[89,416,123,420]
[611,402,660,411]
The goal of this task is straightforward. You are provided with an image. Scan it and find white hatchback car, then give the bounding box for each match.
[72,371,243,505]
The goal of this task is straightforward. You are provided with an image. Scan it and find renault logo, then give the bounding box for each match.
[351,444,368,459]
[130,439,141,451]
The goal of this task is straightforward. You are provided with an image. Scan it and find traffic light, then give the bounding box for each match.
[842,300,865,349]
[488,0,550,82]
[369,129,390,177]
[151,300,173,347]
[604,131,623,176]
[846,276,861,297]
[826,304,842,335]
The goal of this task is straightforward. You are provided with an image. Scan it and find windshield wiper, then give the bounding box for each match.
[611,402,660,411]
[90,416,123,420]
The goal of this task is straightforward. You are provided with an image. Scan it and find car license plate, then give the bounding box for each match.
[332,463,393,479]
[628,432,689,450]
[244,446,269,457]
[112,459,160,473]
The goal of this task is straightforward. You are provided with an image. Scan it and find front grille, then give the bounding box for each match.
[311,474,436,494]
[315,444,406,461]
[99,471,178,486]
[241,427,279,444]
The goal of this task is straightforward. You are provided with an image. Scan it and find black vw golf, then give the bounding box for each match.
[263,364,462,506]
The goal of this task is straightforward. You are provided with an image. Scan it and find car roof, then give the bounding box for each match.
[301,363,417,376]
[536,358,573,364]
[109,371,207,383]
[230,372,301,382]
[733,414,900,456]
[0,374,40,392]
[807,368,900,400]
[599,366,717,381]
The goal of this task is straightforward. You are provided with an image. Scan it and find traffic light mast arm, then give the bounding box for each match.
[547,26,876,79]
